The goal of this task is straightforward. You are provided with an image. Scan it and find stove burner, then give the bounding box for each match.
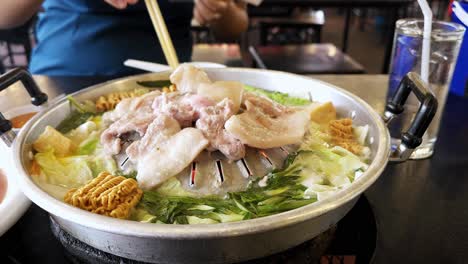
[50,196,376,264]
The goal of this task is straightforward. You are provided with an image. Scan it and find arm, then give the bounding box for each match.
[0,0,44,29]
[194,0,248,42]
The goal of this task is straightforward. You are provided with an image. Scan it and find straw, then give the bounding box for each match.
[417,0,433,83]
[144,0,179,69]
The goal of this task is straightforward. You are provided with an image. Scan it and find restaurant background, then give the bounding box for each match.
[1,1,468,264]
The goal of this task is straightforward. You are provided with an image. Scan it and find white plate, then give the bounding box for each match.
[0,105,39,236]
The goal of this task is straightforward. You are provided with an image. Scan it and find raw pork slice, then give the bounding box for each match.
[196,99,245,160]
[126,115,181,161]
[225,94,310,149]
[170,64,211,94]
[137,128,209,190]
[197,81,244,113]
[152,92,214,127]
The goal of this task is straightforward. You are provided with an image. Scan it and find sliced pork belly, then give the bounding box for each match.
[126,115,181,161]
[137,127,209,190]
[100,113,155,154]
[169,64,212,94]
[152,92,214,127]
[196,99,245,161]
[225,108,310,149]
[102,90,161,124]
[225,94,310,149]
[197,81,244,113]
[100,91,162,154]
[242,92,292,117]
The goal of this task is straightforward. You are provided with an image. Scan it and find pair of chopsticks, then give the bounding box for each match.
[144,0,179,69]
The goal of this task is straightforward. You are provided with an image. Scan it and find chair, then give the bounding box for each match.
[252,9,325,46]
[0,18,35,73]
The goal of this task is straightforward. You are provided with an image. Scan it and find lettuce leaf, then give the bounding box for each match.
[88,153,117,177]
[244,85,310,106]
[66,121,97,145]
[34,151,94,188]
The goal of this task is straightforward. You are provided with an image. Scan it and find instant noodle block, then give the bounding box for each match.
[64,172,143,219]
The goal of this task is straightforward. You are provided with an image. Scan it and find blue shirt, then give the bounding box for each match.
[29,0,193,76]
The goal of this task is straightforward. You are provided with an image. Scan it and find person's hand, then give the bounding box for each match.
[194,0,231,26]
[104,0,139,9]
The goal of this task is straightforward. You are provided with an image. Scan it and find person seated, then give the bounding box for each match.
[0,0,248,76]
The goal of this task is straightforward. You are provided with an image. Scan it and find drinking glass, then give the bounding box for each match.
[387,19,465,159]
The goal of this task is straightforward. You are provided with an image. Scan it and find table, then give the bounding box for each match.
[1,74,468,264]
[172,0,412,72]
[252,44,365,74]
[251,0,413,73]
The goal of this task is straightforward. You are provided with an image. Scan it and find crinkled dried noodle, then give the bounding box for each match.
[95,91,141,112]
[329,118,362,155]
[64,172,143,219]
[95,85,177,112]
[161,84,177,94]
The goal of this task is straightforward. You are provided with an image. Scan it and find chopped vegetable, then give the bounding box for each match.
[56,96,96,134]
[34,151,94,188]
[244,85,310,106]
[120,171,138,180]
[56,111,94,134]
[138,154,316,224]
[33,126,75,156]
[309,102,337,124]
[67,95,96,114]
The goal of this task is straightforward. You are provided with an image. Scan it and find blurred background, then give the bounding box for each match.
[0,0,453,75]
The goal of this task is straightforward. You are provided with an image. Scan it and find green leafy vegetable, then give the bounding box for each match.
[67,95,96,114]
[244,85,310,106]
[120,171,138,179]
[56,112,94,134]
[137,154,316,224]
[88,154,117,177]
[77,137,99,155]
[137,80,172,88]
[56,96,97,134]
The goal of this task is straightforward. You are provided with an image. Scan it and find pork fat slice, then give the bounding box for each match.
[137,127,209,190]
[225,95,311,149]
[197,81,244,113]
[170,64,211,94]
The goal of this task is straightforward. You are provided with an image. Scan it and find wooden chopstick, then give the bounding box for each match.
[144,0,179,69]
